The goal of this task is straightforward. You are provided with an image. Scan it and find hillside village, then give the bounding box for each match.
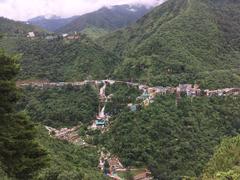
[17,79,240,179]
[1,0,240,179]
[26,31,81,40]
[17,79,240,132]
[17,79,240,131]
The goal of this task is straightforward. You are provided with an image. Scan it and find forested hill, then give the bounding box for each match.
[0,17,46,36]
[55,5,150,35]
[1,0,240,88]
[99,0,240,88]
[27,15,78,32]
[15,36,121,81]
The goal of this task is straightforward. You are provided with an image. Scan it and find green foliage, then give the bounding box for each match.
[100,0,240,88]
[56,5,149,34]
[0,162,13,180]
[36,126,106,180]
[0,17,45,36]
[1,0,239,89]
[14,37,120,81]
[202,135,240,180]
[105,83,141,115]
[17,84,99,128]
[102,95,240,179]
[0,51,47,180]
[81,26,109,39]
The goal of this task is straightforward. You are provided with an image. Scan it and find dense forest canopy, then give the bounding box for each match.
[202,135,240,179]
[0,17,46,36]
[100,95,240,179]
[16,37,120,81]
[99,0,240,88]
[1,0,240,88]
[0,0,240,179]
[17,84,99,128]
[0,50,47,179]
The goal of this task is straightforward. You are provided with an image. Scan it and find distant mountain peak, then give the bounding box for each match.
[28,14,61,22]
[44,14,61,20]
[28,4,151,34]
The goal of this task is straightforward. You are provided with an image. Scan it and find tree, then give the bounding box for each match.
[0,50,47,179]
[103,160,110,175]
[202,136,240,180]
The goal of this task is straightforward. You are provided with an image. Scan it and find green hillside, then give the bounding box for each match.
[202,135,240,180]
[99,0,240,88]
[100,95,240,179]
[17,84,99,128]
[1,0,240,88]
[0,17,46,36]
[36,126,106,180]
[81,26,109,40]
[6,36,120,81]
[56,5,149,34]
[1,1,240,179]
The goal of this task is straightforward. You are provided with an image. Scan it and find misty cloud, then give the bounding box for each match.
[0,0,165,21]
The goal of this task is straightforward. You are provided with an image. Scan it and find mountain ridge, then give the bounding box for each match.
[27,15,78,32]
[55,4,151,34]
[99,0,240,88]
[0,17,46,36]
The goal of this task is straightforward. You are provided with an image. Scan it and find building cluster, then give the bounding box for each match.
[134,84,240,108]
[90,80,115,130]
[176,84,201,96]
[204,88,240,96]
[17,80,117,89]
[99,152,125,178]
[137,85,175,107]
[45,126,86,146]
[26,31,81,40]
[98,151,153,180]
[17,80,94,89]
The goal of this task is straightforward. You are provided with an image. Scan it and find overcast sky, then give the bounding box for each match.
[0,0,165,21]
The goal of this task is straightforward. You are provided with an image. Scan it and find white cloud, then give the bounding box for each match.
[0,0,165,21]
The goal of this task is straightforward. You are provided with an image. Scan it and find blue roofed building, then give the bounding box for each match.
[96,120,106,126]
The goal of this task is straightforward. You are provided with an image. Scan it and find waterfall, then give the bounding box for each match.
[99,105,106,119]
[100,82,107,99]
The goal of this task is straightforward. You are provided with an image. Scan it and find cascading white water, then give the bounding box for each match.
[99,105,106,119]
[98,81,107,119]
[99,82,107,99]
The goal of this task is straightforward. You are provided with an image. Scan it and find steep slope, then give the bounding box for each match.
[18,84,99,128]
[56,5,150,35]
[15,36,120,81]
[37,126,106,180]
[101,95,240,179]
[0,17,46,36]
[0,17,121,81]
[99,0,240,88]
[202,135,240,179]
[27,15,78,32]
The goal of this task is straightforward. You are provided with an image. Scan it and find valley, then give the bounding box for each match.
[0,0,240,179]
[17,79,240,179]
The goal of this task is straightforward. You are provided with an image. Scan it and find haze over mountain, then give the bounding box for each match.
[100,0,240,88]
[27,15,78,32]
[0,17,45,36]
[0,0,163,21]
[1,0,240,88]
[56,5,151,34]
[27,4,151,34]
[0,0,240,179]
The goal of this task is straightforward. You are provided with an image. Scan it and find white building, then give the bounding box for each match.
[27,32,35,38]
